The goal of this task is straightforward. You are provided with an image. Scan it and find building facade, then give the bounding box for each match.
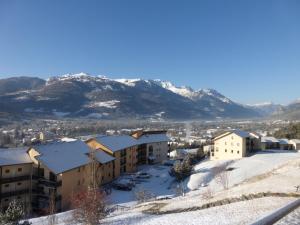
[0,130,169,214]
[211,130,261,160]
[0,149,32,212]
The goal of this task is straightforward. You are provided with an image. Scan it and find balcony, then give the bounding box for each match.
[32,175,62,188]
[0,175,31,184]
[0,189,30,198]
[38,179,62,188]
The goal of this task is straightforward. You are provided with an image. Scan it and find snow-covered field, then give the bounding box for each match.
[28,150,300,225]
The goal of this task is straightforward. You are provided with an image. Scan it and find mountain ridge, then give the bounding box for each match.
[0,73,278,120]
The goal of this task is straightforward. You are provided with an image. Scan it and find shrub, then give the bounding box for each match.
[0,200,25,225]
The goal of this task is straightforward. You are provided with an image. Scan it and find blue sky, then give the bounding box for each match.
[0,0,299,105]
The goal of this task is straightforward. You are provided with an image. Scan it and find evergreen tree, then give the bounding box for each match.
[0,200,25,225]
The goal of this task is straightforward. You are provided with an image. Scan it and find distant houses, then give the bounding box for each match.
[210,130,300,160]
[0,130,170,214]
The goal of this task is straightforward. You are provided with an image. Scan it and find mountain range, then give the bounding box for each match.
[0,73,297,120]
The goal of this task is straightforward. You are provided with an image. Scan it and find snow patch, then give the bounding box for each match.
[85,100,120,109]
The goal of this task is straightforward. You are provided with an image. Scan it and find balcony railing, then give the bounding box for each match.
[0,189,30,198]
[32,175,62,188]
[0,175,31,184]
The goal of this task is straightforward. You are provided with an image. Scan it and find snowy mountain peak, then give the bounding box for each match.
[114,78,142,87]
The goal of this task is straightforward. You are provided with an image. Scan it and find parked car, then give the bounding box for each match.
[136,172,151,179]
[112,177,135,191]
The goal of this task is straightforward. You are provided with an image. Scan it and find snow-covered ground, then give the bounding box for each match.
[28,150,300,224]
[163,150,300,211]
[109,165,176,205]
[275,206,300,225]
[28,197,296,225]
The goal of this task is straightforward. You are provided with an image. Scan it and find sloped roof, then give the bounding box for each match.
[33,140,91,174]
[232,130,251,138]
[290,139,300,144]
[95,135,138,152]
[94,133,170,152]
[278,139,290,145]
[214,129,251,140]
[93,150,115,164]
[261,136,279,143]
[0,148,32,166]
[136,133,170,145]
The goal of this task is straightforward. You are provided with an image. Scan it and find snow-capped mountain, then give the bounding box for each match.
[0,73,261,120]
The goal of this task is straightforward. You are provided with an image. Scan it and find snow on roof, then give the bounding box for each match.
[290,139,300,144]
[61,137,77,142]
[136,133,170,145]
[95,135,138,152]
[0,148,32,166]
[215,130,251,140]
[261,136,279,143]
[232,130,251,138]
[34,140,91,174]
[93,150,115,164]
[278,139,290,145]
[95,133,170,152]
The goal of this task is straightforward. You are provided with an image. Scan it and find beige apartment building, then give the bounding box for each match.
[27,140,115,212]
[0,130,169,214]
[86,130,170,179]
[0,148,33,211]
[211,130,261,160]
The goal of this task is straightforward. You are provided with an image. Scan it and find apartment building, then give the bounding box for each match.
[211,130,261,160]
[27,140,115,212]
[131,130,170,164]
[0,130,169,214]
[0,148,32,211]
[86,130,170,178]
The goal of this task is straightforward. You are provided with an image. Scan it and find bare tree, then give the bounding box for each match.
[201,187,214,200]
[212,164,229,190]
[46,192,57,225]
[135,188,154,203]
[216,170,229,190]
[71,188,107,225]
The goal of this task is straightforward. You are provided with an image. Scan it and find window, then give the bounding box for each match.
[5,169,10,173]
[17,196,21,200]
[231,150,234,153]
[78,167,80,172]
[237,151,240,154]
[5,184,9,188]
[4,199,8,202]
[108,173,111,177]
[17,168,22,172]
[77,180,80,186]
[225,142,227,145]
[225,149,227,153]
[212,153,214,157]
[17,182,22,186]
